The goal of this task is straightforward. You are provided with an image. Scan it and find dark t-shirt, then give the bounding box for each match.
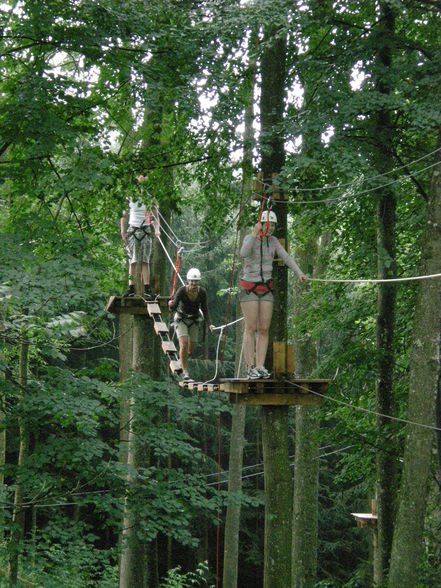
[170,286,210,324]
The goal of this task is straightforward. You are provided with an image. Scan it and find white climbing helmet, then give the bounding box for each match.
[187,268,201,281]
[260,210,277,224]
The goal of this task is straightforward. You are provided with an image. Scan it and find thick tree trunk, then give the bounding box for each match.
[222,27,257,586]
[119,316,157,588]
[292,247,319,588]
[292,407,319,588]
[8,337,29,587]
[262,407,292,588]
[387,149,441,587]
[372,4,397,582]
[222,404,246,588]
[259,20,292,588]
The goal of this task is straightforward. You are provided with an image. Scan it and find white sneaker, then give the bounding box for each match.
[182,370,191,381]
[256,366,271,379]
[246,367,261,379]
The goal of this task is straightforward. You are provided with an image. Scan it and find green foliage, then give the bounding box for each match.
[159,560,213,588]
[1,0,441,584]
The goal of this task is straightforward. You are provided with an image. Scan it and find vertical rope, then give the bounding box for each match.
[169,245,183,298]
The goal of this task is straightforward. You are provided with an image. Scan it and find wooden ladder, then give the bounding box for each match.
[146,302,183,375]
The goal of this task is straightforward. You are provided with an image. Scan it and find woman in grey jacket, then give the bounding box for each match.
[239,210,306,379]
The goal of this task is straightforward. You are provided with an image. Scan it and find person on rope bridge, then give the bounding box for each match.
[120,174,161,300]
[239,210,306,379]
[168,268,214,381]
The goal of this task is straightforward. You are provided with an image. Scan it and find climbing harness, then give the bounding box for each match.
[127,222,152,242]
[239,278,273,296]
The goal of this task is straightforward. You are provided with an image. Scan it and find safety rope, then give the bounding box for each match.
[255,145,441,194]
[255,158,441,206]
[308,272,441,284]
[157,236,186,288]
[284,378,441,432]
[170,244,184,298]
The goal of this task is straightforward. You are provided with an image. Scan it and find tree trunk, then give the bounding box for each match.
[223,27,257,587]
[8,337,29,587]
[0,347,6,545]
[292,407,319,588]
[292,246,319,588]
[387,145,441,587]
[262,407,292,588]
[222,404,246,588]
[119,316,157,588]
[259,19,291,588]
[372,4,397,582]
[259,18,292,588]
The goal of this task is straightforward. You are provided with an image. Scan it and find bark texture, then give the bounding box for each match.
[387,153,441,587]
[119,316,157,588]
[372,4,398,582]
[259,20,292,588]
[292,247,319,588]
[8,338,29,586]
[262,407,292,588]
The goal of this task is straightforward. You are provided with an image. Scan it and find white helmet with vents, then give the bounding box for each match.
[186,268,201,281]
[260,210,277,223]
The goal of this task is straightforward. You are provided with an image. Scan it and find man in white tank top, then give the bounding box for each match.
[120,175,160,299]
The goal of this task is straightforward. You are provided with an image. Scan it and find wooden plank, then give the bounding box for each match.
[197,383,219,392]
[162,341,177,354]
[146,302,161,316]
[286,343,294,374]
[230,393,323,406]
[179,380,198,390]
[106,295,116,312]
[273,341,286,374]
[169,360,182,374]
[351,513,378,529]
[220,381,251,394]
[153,321,169,334]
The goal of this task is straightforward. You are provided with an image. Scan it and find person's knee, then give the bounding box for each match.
[257,325,269,337]
[180,338,189,352]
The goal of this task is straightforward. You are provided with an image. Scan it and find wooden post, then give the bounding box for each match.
[286,344,294,374]
[272,341,295,375]
[273,341,286,374]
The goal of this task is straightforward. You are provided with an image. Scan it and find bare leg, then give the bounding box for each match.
[179,336,189,370]
[240,300,259,368]
[256,300,273,368]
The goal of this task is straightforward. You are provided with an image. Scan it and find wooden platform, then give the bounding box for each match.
[177,377,330,405]
[106,295,171,315]
[219,377,330,406]
[351,513,378,529]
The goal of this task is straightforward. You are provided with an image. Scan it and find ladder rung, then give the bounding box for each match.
[162,341,177,354]
[169,360,182,374]
[146,302,161,316]
[153,321,169,334]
